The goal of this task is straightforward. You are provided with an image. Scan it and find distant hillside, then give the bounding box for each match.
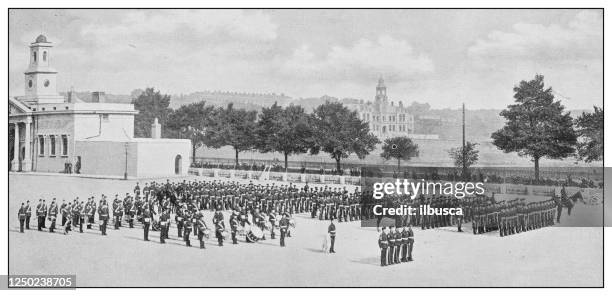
[171,91,292,111]
[68,89,593,144]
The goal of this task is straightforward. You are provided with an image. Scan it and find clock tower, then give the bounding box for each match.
[23,34,64,104]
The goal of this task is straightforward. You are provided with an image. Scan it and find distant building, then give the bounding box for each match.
[9,35,190,178]
[346,77,438,140]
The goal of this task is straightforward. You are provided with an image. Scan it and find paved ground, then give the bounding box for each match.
[8,174,603,287]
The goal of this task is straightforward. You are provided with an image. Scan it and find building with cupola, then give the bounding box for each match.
[344,77,438,140]
[9,35,190,178]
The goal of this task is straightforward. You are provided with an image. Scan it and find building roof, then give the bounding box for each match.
[35,34,48,43]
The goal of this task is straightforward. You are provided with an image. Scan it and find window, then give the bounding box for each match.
[33,51,37,62]
[102,114,110,122]
[50,136,56,156]
[61,135,68,156]
[44,80,50,87]
[43,51,47,61]
[38,136,45,156]
[28,80,32,88]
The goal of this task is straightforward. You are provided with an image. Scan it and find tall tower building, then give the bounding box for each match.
[23,34,63,104]
[375,76,388,103]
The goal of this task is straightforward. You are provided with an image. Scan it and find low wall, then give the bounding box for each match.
[188,167,361,185]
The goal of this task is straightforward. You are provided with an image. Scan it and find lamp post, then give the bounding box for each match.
[124,142,128,180]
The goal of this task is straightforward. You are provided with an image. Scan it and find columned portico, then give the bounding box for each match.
[11,122,19,171]
[10,118,32,172]
[23,118,32,171]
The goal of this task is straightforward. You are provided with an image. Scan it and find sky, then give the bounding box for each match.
[8,9,603,110]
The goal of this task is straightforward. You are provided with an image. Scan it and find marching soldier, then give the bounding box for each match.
[36,199,45,231]
[113,197,123,230]
[98,202,109,236]
[59,200,68,226]
[42,199,48,228]
[400,226,409,262]
[268,210,277,239]
[379,227,389,266]
[328,218,336,253]
[25,200,32,230]
[48,200,58,233]
[18,203,27,233]
[86,198,96,229]
[79,201,87,233]
[229,210,239,244]
[387,226,396,265]
[176,204,185,238]
[183,211,193,247]
[406,224,414,261]
[279,213,290,247]
[142,206,152,241]
[126,195,136,228]
[36,198,45,231]
[213,207,225,246]
[394,225,402,264]
[197,211,208,249]
[159,209,170,244]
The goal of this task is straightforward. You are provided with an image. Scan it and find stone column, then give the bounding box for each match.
[22,119,32,172]
[11,123,19,171]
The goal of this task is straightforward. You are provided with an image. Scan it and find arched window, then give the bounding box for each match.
[61,135,68,156]
[38,136,45,156]
[43,51,47,61]
[33,51,37,62]
[50,135,56,156]
[175,155,182,174]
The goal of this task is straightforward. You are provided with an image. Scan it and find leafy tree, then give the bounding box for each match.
[380,136,419,172]
[132,88,173,138]
[206,103,257,166]
[256,103,315,171]
[491,75,577,181]
[311,102,380,173]
[575,106,603,162]
[448,141,479,171]
[166,101,216,162]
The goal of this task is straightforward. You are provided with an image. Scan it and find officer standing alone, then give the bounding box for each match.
[328,218,336,253]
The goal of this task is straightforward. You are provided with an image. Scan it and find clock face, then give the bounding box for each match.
[28,80,33,88]
[44,80,50,87]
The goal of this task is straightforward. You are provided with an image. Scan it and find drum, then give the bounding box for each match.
[238,225,247,236]
[264,221,272,230]
[289,218,296,228]
[221,230,229,239]
[246,225,263,242]
[203,228,211,239]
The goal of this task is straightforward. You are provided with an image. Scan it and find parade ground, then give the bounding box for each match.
[8,173,603,287]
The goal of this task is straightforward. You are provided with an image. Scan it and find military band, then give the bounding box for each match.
[16,178,567,269]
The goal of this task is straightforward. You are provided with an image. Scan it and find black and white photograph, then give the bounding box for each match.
[2,3,608,293]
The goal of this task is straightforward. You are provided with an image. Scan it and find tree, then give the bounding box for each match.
[256,103,315,171]
[206,103,257,166]
[311,102,380,172]
[491,75,577,181]
[132,88,173,138]
[166,101,216,162]
[575,106,603,163]
[448,142,479,171]
[380,136,419,173]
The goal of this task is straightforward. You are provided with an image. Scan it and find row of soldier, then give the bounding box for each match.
[17,193,295,248]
